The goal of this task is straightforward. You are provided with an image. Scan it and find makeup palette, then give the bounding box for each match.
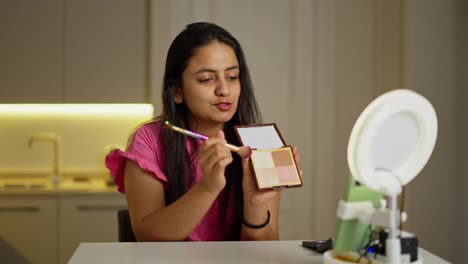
[234,124,302,190]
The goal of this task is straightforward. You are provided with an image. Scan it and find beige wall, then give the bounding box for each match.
[149,0,405,241]
[4,0,459,261]
[404,0,459,261]
[3,0,452,261]
[456,0,468,262]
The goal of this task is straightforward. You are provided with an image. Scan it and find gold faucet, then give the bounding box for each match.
[28,133,61,187]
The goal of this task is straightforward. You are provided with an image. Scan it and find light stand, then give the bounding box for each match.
[323,89,438,264]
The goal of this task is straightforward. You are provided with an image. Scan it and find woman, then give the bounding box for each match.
[106,22,300,241]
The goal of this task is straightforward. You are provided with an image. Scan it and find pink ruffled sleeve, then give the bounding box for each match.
[105,122,167,193]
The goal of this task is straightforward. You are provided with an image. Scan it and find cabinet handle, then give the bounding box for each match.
[76,205,126,211]
[0,206,40,212]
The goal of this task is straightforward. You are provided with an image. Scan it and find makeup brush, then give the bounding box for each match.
[164,121,252,158]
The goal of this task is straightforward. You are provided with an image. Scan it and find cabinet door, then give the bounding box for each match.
[0,196,58,264]
[0,0,63,103]
[58,194,126,264]
[64,0,148,103]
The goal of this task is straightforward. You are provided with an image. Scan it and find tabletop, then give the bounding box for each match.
[68,240,450,264]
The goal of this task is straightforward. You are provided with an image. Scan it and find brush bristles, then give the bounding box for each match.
[237,146,252,158]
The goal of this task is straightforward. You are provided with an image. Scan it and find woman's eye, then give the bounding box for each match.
[227,76,239,81]
[200,78,214,83]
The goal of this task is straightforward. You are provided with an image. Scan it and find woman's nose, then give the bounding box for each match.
[215,78,230,97]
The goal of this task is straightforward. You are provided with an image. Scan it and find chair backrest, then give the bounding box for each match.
[117,209,137,242]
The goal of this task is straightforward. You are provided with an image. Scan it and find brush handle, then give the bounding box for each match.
[225,143,241,152]
[165,121,251,157]
[226,144,252,158]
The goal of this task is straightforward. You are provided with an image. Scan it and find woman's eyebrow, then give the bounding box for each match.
[225,65,239,71]
[194,65,239,75]
[194,68,216,75]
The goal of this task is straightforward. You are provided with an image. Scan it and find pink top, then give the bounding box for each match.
[105,120,236,241]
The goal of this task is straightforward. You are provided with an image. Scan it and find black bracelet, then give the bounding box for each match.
[242,210,270,229]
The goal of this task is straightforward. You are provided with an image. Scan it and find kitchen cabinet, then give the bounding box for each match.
[58,194,126,264]
[0,196,58,264]
[63,0,148,103]
[0,0,63,103]
[0,192,126,264]
[0,0,148,103]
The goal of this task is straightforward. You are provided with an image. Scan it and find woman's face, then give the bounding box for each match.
[177,40,240,133]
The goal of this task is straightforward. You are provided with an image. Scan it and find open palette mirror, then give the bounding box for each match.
[234,124,302,190]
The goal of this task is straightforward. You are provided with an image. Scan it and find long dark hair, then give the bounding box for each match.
[160,22,261,240]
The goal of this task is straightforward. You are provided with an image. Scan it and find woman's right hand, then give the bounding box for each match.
[197,130,233,194]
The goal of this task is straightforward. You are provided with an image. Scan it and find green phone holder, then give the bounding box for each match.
[333,175,383,252]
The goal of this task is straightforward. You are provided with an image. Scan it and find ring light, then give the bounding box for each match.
[347,89,438,194]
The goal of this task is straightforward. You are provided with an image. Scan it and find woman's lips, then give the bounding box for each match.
[215,103,231,111]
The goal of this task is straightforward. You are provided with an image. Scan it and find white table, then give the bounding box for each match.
[68,240,449,264]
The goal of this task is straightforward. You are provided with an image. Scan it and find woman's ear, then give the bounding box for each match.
[174,88,183,104]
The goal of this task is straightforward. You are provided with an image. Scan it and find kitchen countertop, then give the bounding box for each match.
[0,174,122,195]
[0,187,121,196]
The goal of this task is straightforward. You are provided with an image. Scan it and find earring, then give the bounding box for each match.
[174,97,182,104]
